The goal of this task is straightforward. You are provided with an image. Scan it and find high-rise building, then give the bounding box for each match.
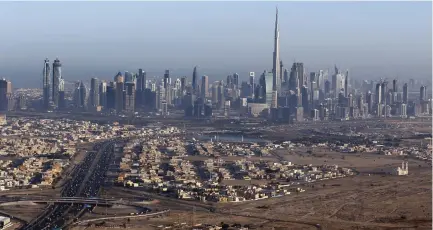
[271,90,278,108]
[375,83,382,105]
[317,70,325,90]
[289,63,304,91]
[192,66,198,95]
[74,81,87,109]
[73,82,81,108]
[298,63,305,88]
[180,77,187,95]
[114,72,125,113]
[156,82,165,112]
[332,66,345,98]
[249,72,255,97]
[403,83,408,104]
[309,72,317,89]
[392,79,398,93]
[124,71,133,83]
[324,80,331,95]
[283,68,289,84]
[217,81,225,109]
[136,69,145,107]
[226,75,233,89]
[201,75,209,99]
[263,71,274,108]
[52,58,62,108]
[106,82,116,110]
[211,82,219,105]
[301,85,309,113]
[164,70,170,89]
[233,73,239,89]
[42,58,51,109]
[16,94,26,110]
[289,64,298,91]
[79,81,87,108]
[0,79,12,111]
[400,103,407,118]
[420,86,427,101]
[137,69,146,91]
[366,91,373,114]
[90,78,100,108]
[99,81,107,107]
[381,82,387,105]
[125,82,135,113]
[272,8,281,94]
[344,70,349,97]
[58,78,65,109]
[279,61,284,84]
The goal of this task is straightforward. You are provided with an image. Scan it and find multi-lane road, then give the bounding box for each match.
[20,140,119,230]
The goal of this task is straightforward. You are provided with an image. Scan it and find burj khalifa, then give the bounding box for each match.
[272,7,281,95]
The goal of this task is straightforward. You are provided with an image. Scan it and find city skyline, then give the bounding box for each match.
[0,1,431,88]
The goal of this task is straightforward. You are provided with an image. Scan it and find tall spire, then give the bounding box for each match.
[275,6,279,39]
[272,6,281,94]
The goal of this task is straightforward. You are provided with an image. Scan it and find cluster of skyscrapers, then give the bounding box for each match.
[29,8,433,120]
[0,8,431,121]
[42,58,65,110]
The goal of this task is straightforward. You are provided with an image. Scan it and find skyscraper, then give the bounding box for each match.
[74,81,87,109]
[115,72,125,113]
[375,83,382,105]
[164,70,170,89]
[90,78,100,108]
[263,70,274,108]
[125,82,135,113]
[420,86,427,101]
[226,75,233,89]
[233,73,239,89]
[136,69,146,108]
[192,66,198,94]
[180,77,187,95]
[289,63,298,91]
[381,82,387,105]
[249,72,255,98]
[283,68,289,84]
[332,65,344,98]
[52,58,62,108]
[279,61,284,84]
[106,82,116,110]
[99,81,107,107]
[42,58,51,109]
[392,79,398,92]
[124,71,133,83]
[272,7,281,94]
[79,81,87,108]
[217,81,225,109]
[201,75,209,99]
[310,72,317,89]
[344,70,349,97]
[209,82,217,104]
[58,78,65,109]
[73,82,81,108]
[137,69,146,91]
[0,79,12,111]
[403,83,408,104]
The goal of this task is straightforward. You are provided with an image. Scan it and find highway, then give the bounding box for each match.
[20,140,118,230]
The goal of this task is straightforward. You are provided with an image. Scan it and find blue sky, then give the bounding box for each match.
[0,1,431,87]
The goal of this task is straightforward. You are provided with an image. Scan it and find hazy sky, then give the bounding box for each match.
[0,1,431,88]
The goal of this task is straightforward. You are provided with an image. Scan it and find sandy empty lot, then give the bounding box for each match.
[275,148,423,173]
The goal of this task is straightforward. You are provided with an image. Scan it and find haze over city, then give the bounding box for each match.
[0,1,431,88]
[0,1,431,230]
